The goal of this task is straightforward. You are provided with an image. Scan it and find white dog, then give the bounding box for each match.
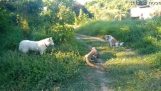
[19,37,54,55]
[104,35,124,47]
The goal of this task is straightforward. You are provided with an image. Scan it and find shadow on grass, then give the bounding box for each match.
[99,52,116,63]
[105,60,161,91]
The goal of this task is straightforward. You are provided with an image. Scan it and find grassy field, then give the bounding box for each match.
[77,18,161,54]
[1,11,161,91]
[0,18,88,90]
[0,8,89,90]
[75,18,161,91]
[0,40,88,90]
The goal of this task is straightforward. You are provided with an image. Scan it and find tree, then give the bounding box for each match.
[114,10,126,21]
[86,0,133,20]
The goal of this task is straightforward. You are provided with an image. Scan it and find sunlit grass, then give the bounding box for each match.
[77,18,161,55]
[0,38,87,90]
[103,52,161,91]
[75,18,161,91]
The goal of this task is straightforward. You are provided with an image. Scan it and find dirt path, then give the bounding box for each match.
[76,34,105,42]
[76,34,113,91]
[59,34,138,91]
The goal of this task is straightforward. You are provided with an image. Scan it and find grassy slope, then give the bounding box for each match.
[0,25,89,91]
[0,8,89,90]
[0,9,88,90]
[0,40,87,90]
[1,15,161,90]
[60,34,113,91]
[77,18,161,54]
[75,18,161,91]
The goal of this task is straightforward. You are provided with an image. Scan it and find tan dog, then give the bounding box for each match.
[84,47,99,68]
[104,35,124,47]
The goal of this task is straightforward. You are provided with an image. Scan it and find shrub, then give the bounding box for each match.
[0,8,23,53]
[31,24,74,45]
[0,49,83,90]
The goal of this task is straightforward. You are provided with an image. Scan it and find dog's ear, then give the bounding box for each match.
[107,35,111,39]
[49,37,52,41]
[104,35,109,40]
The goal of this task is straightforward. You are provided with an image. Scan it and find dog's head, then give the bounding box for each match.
[91,47,99,56]
[49,37,54,46]
[91,47,97,53]
[46,37,54,46]
[90,47,100,61]
[104,35,112,41]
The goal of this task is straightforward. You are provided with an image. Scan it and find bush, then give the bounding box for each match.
[104,51,161,91]
[0,1,86,91]
[0,8,23,53]
[0,49,83,90]
[31,24,74,45]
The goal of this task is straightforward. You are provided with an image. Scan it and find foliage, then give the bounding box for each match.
[0,49,83,90]
[105,51,161,91]
[0,8,23,54]
[0,9,11,33]
[74,9,90,25]
[57,5,75,24]
[86,0,133,20]
[1,0,161,90]
[0,0,86,90]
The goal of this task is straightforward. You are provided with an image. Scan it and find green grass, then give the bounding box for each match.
[0,40,87,90]
[0,9,88,90]
[75,18,161,91]
[0,13,87,90]
[105,52,161,91]
[1,8,161,90]
[77,18,161,55]
[76,34,161,91]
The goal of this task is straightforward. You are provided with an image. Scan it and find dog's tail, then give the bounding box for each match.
[119,42,124,46]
